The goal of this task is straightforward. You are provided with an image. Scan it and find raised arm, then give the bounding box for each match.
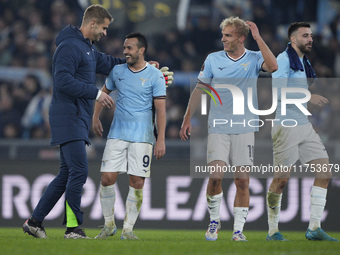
[246,21,278,73]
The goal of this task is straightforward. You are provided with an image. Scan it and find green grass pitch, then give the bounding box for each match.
[1,228,339,255]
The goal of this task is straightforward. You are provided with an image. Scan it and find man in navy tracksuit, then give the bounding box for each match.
[22,5,124,239]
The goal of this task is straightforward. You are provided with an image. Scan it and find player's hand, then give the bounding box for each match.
[151,64,174,87]
[97,92,114,109]
[154,139,166,160]
[310,94,329,108]
[148,61,159,69]
[160,66,174,87]
[246,21,261,41]
[92,117,103,137]
[179,118,191,141]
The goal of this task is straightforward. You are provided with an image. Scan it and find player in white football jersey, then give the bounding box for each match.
[92,32,166,240]
[180,17,277,241]
[266,22,338,242]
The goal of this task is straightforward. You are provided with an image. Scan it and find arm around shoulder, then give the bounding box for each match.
[246,21,278,73]
[94,50,126,76]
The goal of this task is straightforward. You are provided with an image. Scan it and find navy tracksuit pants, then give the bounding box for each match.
[32,140,88,225]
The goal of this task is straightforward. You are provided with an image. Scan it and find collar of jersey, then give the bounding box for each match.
[225,50,247,62]
[127,62,148,73]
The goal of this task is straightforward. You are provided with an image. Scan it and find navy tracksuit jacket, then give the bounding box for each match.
[32,25,125,225]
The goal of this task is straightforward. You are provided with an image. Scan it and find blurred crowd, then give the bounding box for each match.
[0,0,339,141]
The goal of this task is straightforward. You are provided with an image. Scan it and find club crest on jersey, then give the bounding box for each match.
[241,62,250,71]
[140,77,149,86]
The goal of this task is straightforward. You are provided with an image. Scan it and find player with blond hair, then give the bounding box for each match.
[180,17,277,241]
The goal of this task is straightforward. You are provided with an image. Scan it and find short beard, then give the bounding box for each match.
[299,44,312,54]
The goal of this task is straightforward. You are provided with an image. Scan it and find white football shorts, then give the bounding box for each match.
[272,123,328,166]
[100,139,153,178]
[207,133,254,166]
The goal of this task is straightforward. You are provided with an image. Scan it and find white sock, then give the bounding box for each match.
[206,192,223,221]
[100,184,116,228]
[308,186,327,231]
[233,207,249,233]
[267,191,282,236]
[123,186,143,231]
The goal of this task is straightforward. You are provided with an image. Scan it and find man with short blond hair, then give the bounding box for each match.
[22,4,125,239]
[180,16,277,241]
[82,4,113,24]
